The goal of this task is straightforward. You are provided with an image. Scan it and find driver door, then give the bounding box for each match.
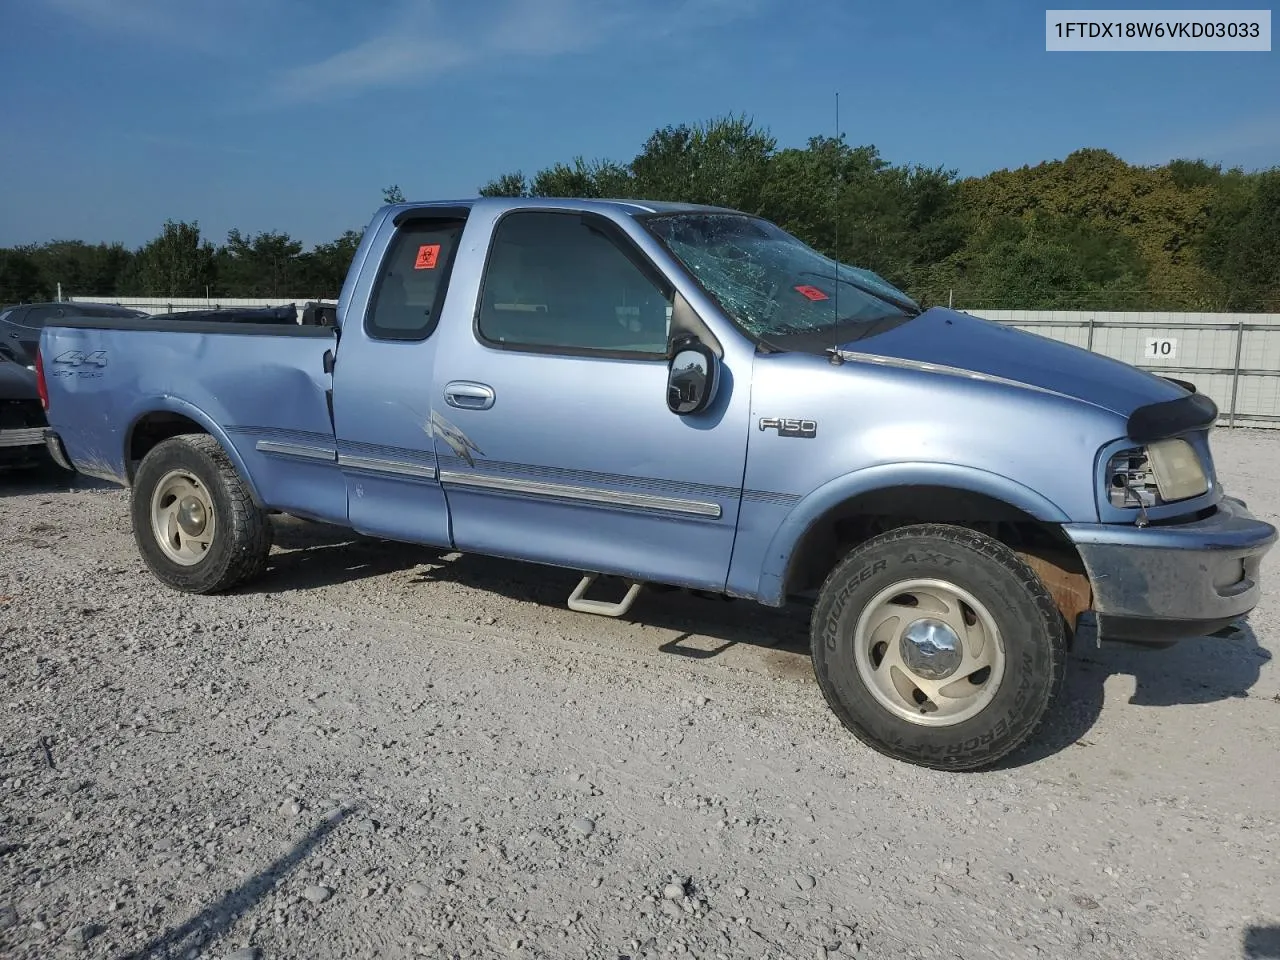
[431,208,750,591]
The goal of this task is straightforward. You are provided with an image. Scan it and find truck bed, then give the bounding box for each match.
[40,316,341,520]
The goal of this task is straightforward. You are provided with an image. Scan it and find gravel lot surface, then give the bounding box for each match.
[2,428,1279,960]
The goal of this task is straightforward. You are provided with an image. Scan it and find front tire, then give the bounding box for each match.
[811,523,1066,771]
[130,433,272,593]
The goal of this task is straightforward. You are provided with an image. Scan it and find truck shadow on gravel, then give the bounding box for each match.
[1245,926,1280,959]
[1000,622,1272,768]
[258,519,1273,766]
[258,518,812,653]
[0,463,115,496]
[120,805,355,960]
[258,519,442,589]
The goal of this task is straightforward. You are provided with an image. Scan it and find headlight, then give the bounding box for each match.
[1107,439,1208,509]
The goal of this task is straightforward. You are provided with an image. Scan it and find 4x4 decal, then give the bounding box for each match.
[53,349,108,367]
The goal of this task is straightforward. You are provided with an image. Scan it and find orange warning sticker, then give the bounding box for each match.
[794,284,829,301]
[414,244,441,270]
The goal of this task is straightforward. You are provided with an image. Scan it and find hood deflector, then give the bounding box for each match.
[1127,391,1218,443]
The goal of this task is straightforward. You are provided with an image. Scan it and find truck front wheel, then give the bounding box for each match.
[130,433,272,594]
[811,523,1066,771]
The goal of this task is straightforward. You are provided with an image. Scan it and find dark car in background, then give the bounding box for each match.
[1,301,145,469]
[0,345,51,467]
[0,298,329,471]
[0,301,148,367]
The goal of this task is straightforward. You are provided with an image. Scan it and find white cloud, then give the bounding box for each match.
[40,0,769,108]
[268,32,471,105]
[263,0,767,107]
[485,0,628,56]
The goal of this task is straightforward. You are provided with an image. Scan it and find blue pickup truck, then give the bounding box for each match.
[36,197,1277,769]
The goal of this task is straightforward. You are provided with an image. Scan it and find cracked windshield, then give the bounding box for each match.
[645,213,920,345]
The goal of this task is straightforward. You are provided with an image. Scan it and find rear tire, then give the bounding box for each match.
[810,523,1066,771]
[130,433,272,593]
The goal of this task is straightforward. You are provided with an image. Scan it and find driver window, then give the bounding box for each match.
[477,211,671,356]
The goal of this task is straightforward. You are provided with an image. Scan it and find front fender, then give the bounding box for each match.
[122,395,264,506]
[753,462,1072,606]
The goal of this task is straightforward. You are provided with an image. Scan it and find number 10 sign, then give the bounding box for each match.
[1143,337,1177,360]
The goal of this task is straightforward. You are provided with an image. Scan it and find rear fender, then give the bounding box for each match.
[123,396,264,505]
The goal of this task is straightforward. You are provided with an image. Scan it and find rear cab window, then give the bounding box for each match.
[365,218,467,341]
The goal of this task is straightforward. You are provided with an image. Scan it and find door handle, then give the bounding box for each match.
[444,381,495,410]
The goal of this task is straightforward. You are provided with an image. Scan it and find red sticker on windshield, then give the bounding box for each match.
[414,244,441,270]
[794,285,828,301]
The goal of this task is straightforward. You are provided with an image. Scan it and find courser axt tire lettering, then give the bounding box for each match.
[810,523,1066,771]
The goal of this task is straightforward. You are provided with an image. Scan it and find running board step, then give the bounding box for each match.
[567,574,645,618]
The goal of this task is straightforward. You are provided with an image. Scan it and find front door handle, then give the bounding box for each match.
[444,381,495,410]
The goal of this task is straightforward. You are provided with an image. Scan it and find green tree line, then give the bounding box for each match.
[3,119,1277,311]
[0,221,366,306]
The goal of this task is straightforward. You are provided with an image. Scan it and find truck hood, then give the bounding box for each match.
[839,307,1187,417]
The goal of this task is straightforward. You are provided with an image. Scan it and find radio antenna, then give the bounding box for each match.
[828,90,844,365]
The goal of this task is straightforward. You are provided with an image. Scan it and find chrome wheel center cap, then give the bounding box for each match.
[177,496,207,536]
[900,618,962,680]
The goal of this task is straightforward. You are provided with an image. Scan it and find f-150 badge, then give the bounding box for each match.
[759,417,817,438]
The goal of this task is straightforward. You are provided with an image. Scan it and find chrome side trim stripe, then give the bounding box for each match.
[251,439,720,515]
[439,470,722,518]
[255,439,336,461]
[337,454,437,479]
[831,349,1066,399]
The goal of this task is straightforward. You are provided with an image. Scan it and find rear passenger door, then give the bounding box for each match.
[431,208,750,592]
[330,211,468,546]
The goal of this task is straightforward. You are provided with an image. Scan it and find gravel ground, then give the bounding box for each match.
[2,428,1279,960]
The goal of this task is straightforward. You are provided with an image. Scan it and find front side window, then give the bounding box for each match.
[477,211,672,356]
[643,213,920,348]
[366,219,466,340]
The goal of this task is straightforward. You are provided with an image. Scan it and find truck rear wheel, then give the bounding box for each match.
[130,433,272,594]
[810,523,1066,771]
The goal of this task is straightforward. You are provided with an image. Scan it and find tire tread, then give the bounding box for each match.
[131,433,272,593]
[811,522,1067,771]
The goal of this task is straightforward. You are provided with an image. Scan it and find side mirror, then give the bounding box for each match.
[667,340,717,415]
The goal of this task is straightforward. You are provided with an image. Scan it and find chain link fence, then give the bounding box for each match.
[970,309,1280,428]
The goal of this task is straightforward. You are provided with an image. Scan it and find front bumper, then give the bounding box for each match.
[1063,496,1277,644]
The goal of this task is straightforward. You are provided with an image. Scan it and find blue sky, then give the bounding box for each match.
[0,0,1276,250]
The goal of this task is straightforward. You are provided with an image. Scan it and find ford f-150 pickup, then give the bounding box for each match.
[36,197,1278,770]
